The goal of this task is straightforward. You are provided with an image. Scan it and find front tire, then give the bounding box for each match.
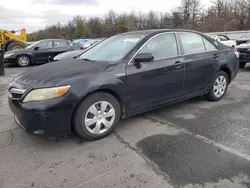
[240,62,246,69]
[16,55,31,67]
[206,71,228,101]
[73,92,121,140]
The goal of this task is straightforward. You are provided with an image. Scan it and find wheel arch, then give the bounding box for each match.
[219,66,232,83]
[70,87,127,132]
[17,52,35,63]
[16,54,33,64]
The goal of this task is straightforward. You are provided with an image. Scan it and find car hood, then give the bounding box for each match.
[13,59,110,88]
[54,50,85,60]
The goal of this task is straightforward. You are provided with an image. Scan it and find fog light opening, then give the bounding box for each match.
[33,130,45,135]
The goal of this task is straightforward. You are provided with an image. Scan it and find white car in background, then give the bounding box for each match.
[209,34,236,48]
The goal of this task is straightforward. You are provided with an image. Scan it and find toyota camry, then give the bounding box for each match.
[8,29,239,140]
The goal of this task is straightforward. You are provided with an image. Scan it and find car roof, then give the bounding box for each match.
[119,29,203,36]
[39,39,68,42]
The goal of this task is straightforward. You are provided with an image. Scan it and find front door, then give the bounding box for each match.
[126,32,185,112]
[33,40,54,64]
[177,32,218,95]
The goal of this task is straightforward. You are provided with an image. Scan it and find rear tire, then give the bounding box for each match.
[73,92,121,140]
[205,71,228,101]
[16,55,31,67]
[240,62,246,69]
[6,41,26,51]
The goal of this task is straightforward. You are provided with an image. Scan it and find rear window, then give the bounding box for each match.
[179,33,205,54]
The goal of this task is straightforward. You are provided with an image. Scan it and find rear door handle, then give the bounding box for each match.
[174,61,183,68]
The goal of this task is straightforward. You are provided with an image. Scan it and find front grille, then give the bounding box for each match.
[9,88,26,101]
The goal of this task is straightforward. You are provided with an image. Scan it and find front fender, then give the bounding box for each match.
[57,74,128,104]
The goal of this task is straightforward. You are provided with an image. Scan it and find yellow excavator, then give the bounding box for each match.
[0,28,27,52]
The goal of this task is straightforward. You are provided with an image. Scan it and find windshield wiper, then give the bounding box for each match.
[81,58,94,62]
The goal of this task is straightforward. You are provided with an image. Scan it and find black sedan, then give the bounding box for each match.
[52,39,105,61]
[4,39,81,67]
[52,50,85,61]
[8,29,239,140]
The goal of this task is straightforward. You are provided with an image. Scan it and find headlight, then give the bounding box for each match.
[4,53,14,59]
[23,85,71,102]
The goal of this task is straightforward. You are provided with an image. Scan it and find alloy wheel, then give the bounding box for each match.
[84,101,116,135]
[18,56,29,67]
[213,75,227,98]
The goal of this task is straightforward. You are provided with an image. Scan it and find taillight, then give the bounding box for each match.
[80,45,87,49]
[234,51,239,59]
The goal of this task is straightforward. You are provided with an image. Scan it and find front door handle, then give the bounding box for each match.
[214,54,219,59]
[174,61,182,68]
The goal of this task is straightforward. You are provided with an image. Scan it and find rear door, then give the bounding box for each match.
[177,32,218,95]
[33,40,54,64]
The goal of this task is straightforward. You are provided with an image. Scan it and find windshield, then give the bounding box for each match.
[79,34,146,62]
[240,33,250,38]
[25,41,40,49]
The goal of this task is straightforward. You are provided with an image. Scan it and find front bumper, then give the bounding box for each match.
[3,57,16,64]
[8,95,78,137]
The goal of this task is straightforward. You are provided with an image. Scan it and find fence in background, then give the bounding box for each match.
[205,30,250,40]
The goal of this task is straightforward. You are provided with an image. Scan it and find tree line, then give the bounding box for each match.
[27,0,250,41]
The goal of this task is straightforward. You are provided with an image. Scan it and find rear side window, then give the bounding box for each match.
[179,33,205,54]
[54,40,68,47]
[36,40,53,49]
[139,33,178,59]
[203,38,217,51]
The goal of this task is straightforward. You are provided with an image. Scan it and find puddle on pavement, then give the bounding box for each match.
[136,134,250,187]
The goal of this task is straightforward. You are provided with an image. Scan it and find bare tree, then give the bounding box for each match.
[26,1,250,41]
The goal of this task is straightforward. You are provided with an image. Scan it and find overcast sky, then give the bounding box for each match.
[1,0,211,33]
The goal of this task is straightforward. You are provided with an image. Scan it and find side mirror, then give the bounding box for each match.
[134,53,154,64]
[34,46,39,51]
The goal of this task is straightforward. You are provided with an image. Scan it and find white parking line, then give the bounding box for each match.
[147,115,250,162]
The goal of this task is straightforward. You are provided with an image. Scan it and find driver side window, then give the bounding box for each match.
[36,41,53,49]
[139,33,178,60]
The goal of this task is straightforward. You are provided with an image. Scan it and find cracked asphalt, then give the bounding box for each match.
[1,65,250,188]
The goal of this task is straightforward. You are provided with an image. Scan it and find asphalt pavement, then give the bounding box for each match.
[1,65,250,188]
